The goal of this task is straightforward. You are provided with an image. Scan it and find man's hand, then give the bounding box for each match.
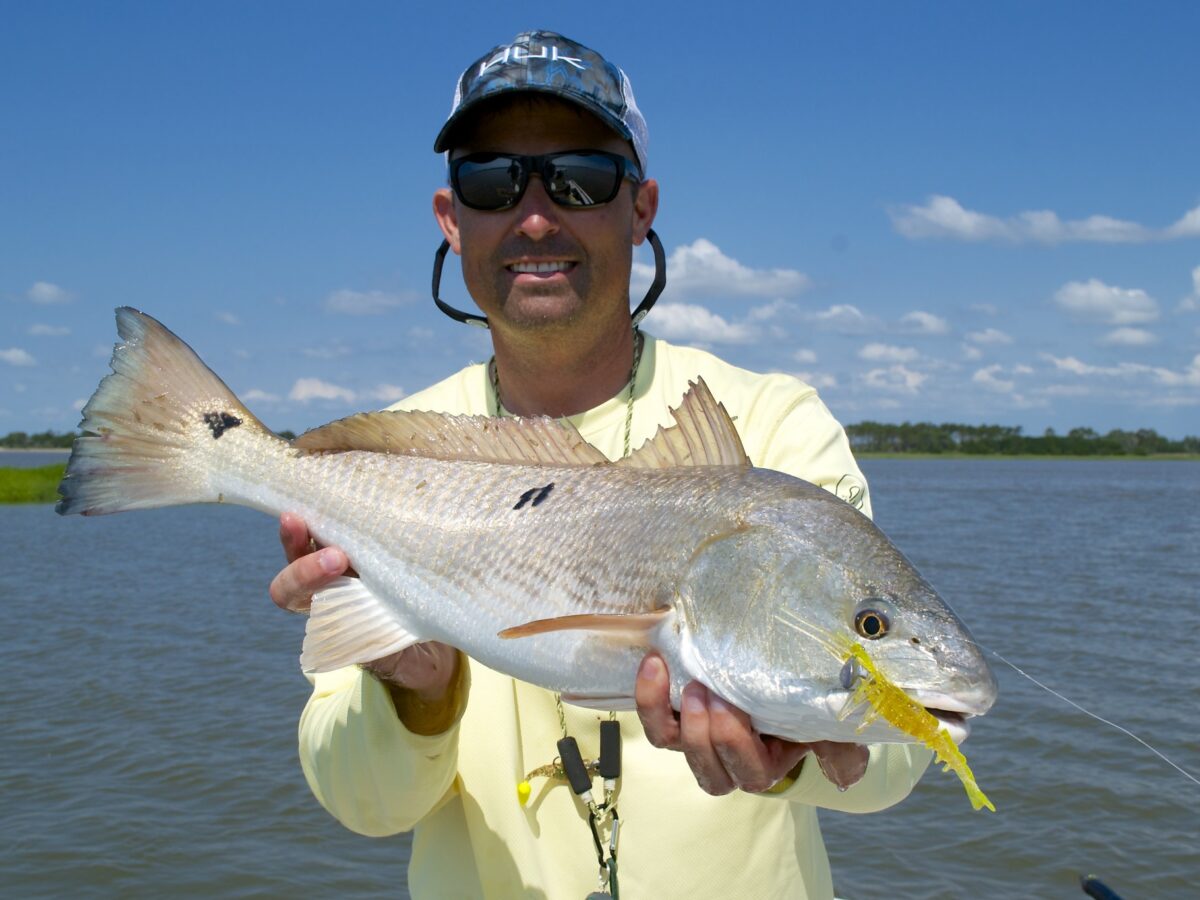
[269,513,459,706]
[635,653,869,795]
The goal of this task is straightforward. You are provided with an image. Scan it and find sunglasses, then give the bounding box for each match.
[449,150,643,211]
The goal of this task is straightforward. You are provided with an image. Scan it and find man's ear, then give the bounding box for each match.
[433,188,461,254]
[631,178,659,246]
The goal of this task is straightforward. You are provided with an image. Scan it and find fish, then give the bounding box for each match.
[58,308,997,756]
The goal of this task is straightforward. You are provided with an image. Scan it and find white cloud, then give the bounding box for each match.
[794,370,838,390]
[29,324,70,336]
[792,348,818,365]
[891,195,1200,244]
[303,344,354,360]
[216,311,241,326]
[289,377,356,403]
[364,384,406,404]
[632,238,810,300]
[1179,265,1200,312]
[899,310,950,335]
[1053,279,1158,325]
[862,365,927,394]
[808,304,876,334]
[649,302,756,343]
[859,342,919,363]
[324,288,412,315]
[1166,207,1200,237]
[973,365,1015,393]
[746,298,797,322]
[961,343,984,361]
[1,348,36,366]
[971,303,1000,316]
[891,196,1011,241]
[1040,354,1199,389]
[965,327,1013,345]
[242,388,281,403]
[1100,327,1156,346]
[26,281,73,304]
[1152,354,1200,388]
[1044,355,1149,378]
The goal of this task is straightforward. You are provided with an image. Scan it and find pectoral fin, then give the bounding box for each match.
[498,609,672,641]
[301,576,425,673]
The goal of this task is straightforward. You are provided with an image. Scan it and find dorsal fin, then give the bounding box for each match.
[293,409,609,467]
[620,377,751,469]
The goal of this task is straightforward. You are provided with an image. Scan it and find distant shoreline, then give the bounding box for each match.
[0,447,70,454]
[856,452,1200,461]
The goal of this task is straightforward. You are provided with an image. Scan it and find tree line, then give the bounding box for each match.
[846,422,1200,455]
[3,425,1198,456]
[0,428,298,449]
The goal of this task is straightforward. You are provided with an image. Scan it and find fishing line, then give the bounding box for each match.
[978,643,1200,788]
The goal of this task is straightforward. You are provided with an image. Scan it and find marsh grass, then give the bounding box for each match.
[0,464,66,503]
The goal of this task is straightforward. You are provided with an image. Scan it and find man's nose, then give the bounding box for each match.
[513,175,560,241]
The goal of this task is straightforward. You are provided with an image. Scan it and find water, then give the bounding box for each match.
[2,460,1197,898]
[0,450,69,468]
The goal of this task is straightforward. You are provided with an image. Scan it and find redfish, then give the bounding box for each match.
[58,309,997,758]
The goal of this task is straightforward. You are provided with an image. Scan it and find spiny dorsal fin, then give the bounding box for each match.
[620,377,751,469]
[292,409,609,467]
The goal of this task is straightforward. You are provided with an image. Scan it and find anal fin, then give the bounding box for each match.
[300,576,424,673]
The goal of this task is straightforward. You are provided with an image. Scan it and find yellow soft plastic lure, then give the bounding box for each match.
[838,638,995,811]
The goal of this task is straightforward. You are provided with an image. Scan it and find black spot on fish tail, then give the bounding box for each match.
[513,482,554,510]
[203,411,243,439]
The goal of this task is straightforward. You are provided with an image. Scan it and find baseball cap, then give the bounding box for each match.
[434,30,649,172]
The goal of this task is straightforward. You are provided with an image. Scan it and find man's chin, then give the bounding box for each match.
[496,294,586,329]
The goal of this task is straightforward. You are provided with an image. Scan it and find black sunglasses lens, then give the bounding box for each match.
[543,153,623,207]
[454,155,527,209]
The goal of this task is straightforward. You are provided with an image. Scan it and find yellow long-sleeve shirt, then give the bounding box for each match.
[299,335,931,898]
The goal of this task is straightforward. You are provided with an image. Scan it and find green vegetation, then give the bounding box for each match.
[0,464,66,503]
[847,422,1200,457]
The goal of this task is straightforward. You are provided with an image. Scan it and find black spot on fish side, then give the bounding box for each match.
[512,482,555,510]
[203,411,243,439]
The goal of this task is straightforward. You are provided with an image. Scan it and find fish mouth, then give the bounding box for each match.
[926,707,971,744]
[909,691,991,745]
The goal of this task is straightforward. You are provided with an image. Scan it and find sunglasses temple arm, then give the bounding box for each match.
[432,239,490,328]
[630,229,666,327]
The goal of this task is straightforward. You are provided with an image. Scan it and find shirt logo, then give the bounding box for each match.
[834,473,867,510]
[479,45,588,75]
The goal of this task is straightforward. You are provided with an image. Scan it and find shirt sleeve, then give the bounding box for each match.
[297,662,468,836]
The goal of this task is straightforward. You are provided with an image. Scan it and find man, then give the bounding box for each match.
[270,30,930,898]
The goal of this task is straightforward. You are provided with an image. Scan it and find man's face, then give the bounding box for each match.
[434,98,657,337]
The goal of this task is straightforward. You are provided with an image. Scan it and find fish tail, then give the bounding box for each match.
[57,307,277,516]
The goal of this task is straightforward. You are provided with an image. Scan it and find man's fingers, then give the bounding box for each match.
[810,741,870,790]
[679,684,736,795]
[279,512,313,564]
[635,654,681,750]
[707,694,779,793]
[268,546,349,612]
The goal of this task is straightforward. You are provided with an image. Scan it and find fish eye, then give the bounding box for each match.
[854,608,889,639]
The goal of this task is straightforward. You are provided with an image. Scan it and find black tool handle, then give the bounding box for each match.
[599,720,621,780]
[557,737,592,796]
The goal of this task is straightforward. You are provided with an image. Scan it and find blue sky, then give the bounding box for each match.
[3,2,1198,438]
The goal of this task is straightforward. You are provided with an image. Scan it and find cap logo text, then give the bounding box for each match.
[480,45,588,75]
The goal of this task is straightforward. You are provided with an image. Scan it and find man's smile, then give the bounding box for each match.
[507,260,577,275]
